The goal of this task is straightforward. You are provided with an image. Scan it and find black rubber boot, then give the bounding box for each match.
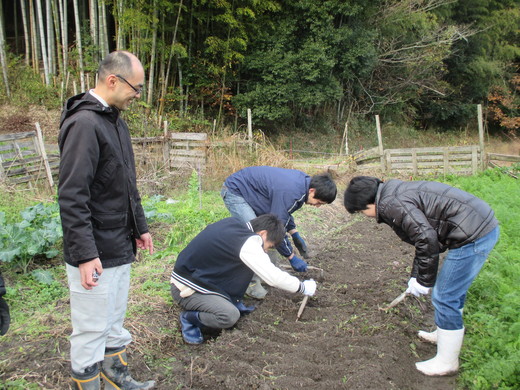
[72,363,101,390]
[101,346,155,389]
[179,311,204,344]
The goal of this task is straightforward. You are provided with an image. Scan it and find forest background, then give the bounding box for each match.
[0,0,518,145]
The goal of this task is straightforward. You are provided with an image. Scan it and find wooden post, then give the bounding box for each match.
[477,104,485,170]
[385,150,391,173]
[471,145,478,174]
[247,108,253,151]
[35,122,54,189]
[341,121,349,156]
[375,115,385,171]
[162,120,170,168]
[412,149,418,176]
[443,150,449,176]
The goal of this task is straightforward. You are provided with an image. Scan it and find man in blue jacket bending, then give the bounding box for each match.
[221,166,337,298]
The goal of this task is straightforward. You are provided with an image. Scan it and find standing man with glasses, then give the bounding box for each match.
[58,51,155,390]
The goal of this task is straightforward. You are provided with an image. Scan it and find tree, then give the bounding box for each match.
[0,0,10,96]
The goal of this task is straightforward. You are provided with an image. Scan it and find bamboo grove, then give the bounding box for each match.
[0,0,518,133]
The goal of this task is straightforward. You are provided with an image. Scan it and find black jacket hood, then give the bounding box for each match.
[60,92,119,128]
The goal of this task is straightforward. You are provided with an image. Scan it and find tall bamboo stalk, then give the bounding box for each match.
[35,0,50,84]
[159,0,183,116]
[29,0,39,71]
[0,1,10,96]
[46,0,55,75]
[19,0,30,66]
[146,0,158,108]
[50,0,63,78]
[89,0,98,62]
[58,0,68,75]
[72,0,85,91]
[98,0,109,56]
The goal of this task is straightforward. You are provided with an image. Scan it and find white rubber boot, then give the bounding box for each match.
[416,327,464,376]
[418,329,437,344]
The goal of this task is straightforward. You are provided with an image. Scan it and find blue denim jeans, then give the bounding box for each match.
[221,186,257,223]
[432,226,499,330]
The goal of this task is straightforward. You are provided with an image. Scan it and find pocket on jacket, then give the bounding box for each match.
[92,212,127,229]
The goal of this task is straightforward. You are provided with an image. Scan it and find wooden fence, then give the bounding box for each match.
[384,145,482,175]
[132,132,208,172]
[0,124,59,188]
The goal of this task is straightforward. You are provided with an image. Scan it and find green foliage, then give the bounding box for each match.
[0,203,62,273]
[2,266,68,339]
[0,54,61,109]
[442,169,520,389]
[160,170,229,257]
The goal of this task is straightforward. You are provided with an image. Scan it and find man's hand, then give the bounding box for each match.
[291,232,309,259]
[136,232,154,255]
[406,277,431,297]
[0,297,10,336]
[78,258,103,290]
[289,255,308,272]
[302,279,317,296]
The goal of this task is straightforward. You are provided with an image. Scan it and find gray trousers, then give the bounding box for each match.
[66,263,132,373]
[171,284,240,329]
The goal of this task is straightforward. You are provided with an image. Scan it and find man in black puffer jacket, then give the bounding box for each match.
[344,176,499,377]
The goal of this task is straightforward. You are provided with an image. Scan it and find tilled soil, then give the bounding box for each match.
[149,199,457,390]
[0,197,458,390]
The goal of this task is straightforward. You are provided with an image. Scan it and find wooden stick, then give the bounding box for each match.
[379,291,407,312]
[296,295,309,322]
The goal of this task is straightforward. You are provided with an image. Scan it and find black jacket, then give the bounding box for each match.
[58,92,148,268]
[376,179,498,287]
[172,218,257,303]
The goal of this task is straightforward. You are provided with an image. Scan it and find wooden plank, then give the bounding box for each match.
[2,155,45,167]
[0,140,36,152]
[0,149,40,160]
[169,132,207,141]
[385,146,475,154]
[170,141,207,148]
[487,153,520,162]
[170,149,206,157]
[389,160,473,169]
[35,122,54,188]
[0,131,36,141]
[443,150,449,176]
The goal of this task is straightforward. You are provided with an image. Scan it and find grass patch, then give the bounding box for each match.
[442,169,520,390]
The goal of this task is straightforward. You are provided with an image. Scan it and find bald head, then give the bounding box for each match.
[98,51,141,81]
[93,51,144,110]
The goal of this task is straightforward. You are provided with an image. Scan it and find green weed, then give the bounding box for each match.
[441,169,519,389]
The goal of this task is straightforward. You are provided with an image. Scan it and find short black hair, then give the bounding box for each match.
[310,173,337,203]
[250,214,286,246]
[343,176,383,214]
[98,51,133,80]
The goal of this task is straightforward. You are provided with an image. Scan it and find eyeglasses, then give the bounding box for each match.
[115,74,143,95]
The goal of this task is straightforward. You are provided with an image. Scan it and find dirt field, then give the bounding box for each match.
[0,192,461,389]
[135,197,458,390]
